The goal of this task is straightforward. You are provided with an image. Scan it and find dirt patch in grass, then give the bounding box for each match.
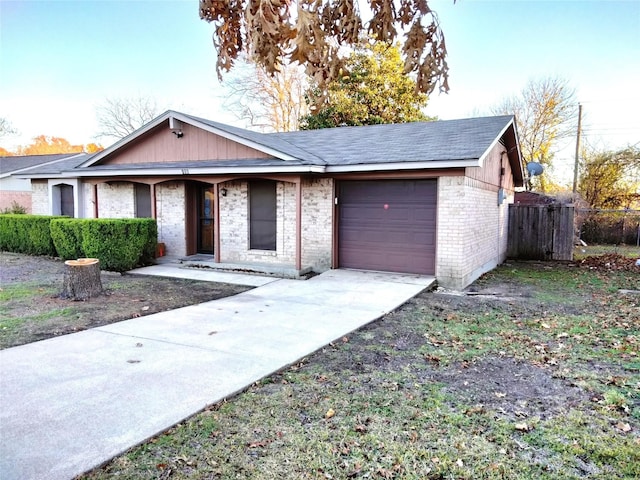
[0,252,251,349]
[432,356,589,421]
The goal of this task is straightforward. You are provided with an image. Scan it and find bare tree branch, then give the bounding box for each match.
[95,96,160,140]
[221,61,309,132]
[492,76,577,191]
[0,117,18,139]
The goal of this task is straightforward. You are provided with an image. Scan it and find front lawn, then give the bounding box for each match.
[82,260,640,479]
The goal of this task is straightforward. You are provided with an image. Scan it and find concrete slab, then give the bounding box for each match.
[0,270,434,480]
[128,264,277,287]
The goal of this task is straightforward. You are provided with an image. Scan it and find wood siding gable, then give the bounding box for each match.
[98,120,273,166]
[465,142,514,192]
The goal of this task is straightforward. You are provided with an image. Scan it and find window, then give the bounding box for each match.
[249,180,276,250]
[135,184,152,218]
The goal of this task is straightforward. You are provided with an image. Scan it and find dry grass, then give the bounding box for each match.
[82,263,640,479]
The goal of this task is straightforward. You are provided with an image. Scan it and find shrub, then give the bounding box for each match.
[1,201,27,214]
[80,218,157,272]
[0,214,64,256]
[50,219,84,260]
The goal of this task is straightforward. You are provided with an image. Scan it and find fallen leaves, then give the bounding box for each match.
[615,422,632,433]
[514,422,533,432]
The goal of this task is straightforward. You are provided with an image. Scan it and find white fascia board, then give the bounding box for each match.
[477,118,515,166]
[325,159,479,173]
[171,112,297,161]
[79,112,175,167]
[60,165,326,177]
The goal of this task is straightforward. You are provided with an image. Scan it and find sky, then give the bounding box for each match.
[1,0,639,183]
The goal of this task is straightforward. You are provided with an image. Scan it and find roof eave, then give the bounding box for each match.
[54,164,326,178]
[326,159,479,173]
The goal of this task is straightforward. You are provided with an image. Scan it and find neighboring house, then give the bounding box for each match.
[0,153,87,213]
[21,110,524,289]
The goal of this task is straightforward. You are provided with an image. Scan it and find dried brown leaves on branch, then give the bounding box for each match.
[199,0,450,101]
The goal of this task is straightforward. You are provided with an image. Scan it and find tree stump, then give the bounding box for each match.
[60,258,104,301]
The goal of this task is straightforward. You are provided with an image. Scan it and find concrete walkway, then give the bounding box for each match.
[0,268,434,480]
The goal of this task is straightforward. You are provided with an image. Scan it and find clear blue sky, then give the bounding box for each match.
[1,0,639,181]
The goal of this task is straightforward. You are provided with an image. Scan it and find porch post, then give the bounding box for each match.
[296,178,302,271]
[92,183,99,218]
[150,183,157,220]
[213,182,221,263]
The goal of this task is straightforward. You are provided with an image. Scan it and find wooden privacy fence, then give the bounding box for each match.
[507,204,574,260]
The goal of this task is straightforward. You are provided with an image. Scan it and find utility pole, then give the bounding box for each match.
[572,103,583,194]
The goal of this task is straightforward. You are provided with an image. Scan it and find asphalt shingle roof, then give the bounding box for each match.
[13,154,91,176]
[0,154,80,175]
[269,115,514,165]
[10,113,518,178]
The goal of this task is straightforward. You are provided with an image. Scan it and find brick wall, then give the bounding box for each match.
[31,181,49,215]
[301,177,333,271]
[219,180,296,265]
[437,177,512,290]
[97,183,135,218]
[156,182,186,257]
[217,178,333,270]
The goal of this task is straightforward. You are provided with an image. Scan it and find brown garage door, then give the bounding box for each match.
[338,180,437,275]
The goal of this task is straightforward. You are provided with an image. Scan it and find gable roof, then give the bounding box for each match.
[18,111,524,186]
[81,110,325,168]
[0,153,85,179]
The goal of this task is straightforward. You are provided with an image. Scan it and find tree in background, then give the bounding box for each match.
[301,41,432,129]
[0,117,18,155]
[199,0,450,103]
[492,77,577,192]
[14,136,103,155]
[0,117,18,139]
[579,146,640,209]
[223,61,309,132]
[96,96,159,140]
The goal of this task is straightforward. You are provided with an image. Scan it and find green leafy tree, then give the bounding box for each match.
[301,41,432,129]
[579,146,640,209]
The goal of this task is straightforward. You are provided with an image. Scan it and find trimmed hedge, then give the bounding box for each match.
[51,218,157,272]
[0,214,65,256]
[1,215,157,272]
[50,219,84,260]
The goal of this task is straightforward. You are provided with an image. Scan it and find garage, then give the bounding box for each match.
[338,180,437,275]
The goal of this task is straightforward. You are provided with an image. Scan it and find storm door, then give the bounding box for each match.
[198,186,215,254]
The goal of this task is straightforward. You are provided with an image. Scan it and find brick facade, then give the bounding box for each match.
[31,181,49,215]
[301,178,333,271]
[97,183,135,218]
[156,182,187,257]
[436,143,515,289]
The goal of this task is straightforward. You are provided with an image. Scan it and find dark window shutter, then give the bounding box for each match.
[135,184,152,218]
[249,181,276,250]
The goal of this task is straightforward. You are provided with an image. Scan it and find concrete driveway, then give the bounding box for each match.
[0,269,434,480]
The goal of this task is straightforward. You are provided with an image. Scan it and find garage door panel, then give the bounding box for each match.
[338,180,437,275]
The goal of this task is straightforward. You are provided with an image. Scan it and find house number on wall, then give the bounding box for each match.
[181,168,189,175]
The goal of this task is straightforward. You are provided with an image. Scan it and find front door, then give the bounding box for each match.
[198,186,215,254]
